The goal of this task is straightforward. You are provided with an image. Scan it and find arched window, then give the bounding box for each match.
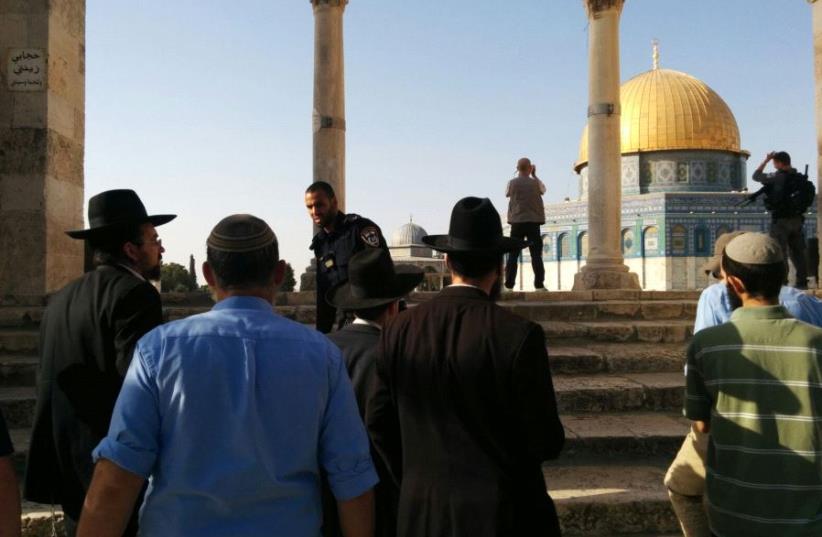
[622,228,636,255]
[643,226,659,255]
[671,224,687,255]
[558,233,571,259]
[694,227,710,256]
[542,234,553,258]
[577,232,589,259]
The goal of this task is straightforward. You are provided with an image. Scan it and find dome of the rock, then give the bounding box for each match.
[575,68,747,172]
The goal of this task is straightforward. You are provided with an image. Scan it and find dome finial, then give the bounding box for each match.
[409,214,413,224]
[652,38,660,70]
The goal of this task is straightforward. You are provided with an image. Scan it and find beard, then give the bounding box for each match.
[726,282,743,311]
[144,261,162,281]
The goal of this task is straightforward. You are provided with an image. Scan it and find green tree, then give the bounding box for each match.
[161,262,197,292]
[281,262,297,292]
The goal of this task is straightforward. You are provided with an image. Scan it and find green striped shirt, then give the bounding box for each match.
[685,305,822,537]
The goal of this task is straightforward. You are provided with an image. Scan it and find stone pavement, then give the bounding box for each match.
[2,289,699,536]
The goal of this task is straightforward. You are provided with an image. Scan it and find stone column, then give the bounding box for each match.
[311,0,347,212]
[573,0,639,290]
[0,1,85,301]
[812,0,822,284]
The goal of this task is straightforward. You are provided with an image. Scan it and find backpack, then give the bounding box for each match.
[764,168,816,217]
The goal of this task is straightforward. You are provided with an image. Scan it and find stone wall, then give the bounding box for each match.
[0,1,85,299]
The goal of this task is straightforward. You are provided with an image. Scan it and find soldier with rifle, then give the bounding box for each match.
[745,151,815,289]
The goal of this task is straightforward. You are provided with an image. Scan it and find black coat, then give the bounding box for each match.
[367,286,564,537]
[310,212,387,333]
[24,265,162,521]
[326,323,398,537]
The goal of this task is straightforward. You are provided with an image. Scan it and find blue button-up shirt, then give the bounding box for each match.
[694,283,822,333]
[93,296,377,536]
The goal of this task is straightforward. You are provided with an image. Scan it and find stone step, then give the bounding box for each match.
[164,301,698,325]
[19,499,681,537]
[562,412,688,458]
[0,329,39,355]
[0,345,687,391]
[505,300,696,322]
[6,411,689,475]
[554,373,683,413]
[0,355,38,388]
[546,462,679,535]
[0,387,36,429]
[0,307,44,328]
[542,320,694,343]
[18,464,680,536]
[501,289,700,302]
[550,343,684,375]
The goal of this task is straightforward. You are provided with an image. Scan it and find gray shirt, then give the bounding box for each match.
[505,175,546,224]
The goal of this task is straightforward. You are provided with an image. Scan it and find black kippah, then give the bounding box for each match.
[207,214,277,253]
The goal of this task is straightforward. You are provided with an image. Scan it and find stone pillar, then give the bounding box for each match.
[311,0,347,212]
[0,1,85,300]
[573,0,639,290]
[812,0,822,284]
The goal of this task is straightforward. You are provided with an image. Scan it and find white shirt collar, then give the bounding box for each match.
[353,317,382,330]
[448,283,482,290]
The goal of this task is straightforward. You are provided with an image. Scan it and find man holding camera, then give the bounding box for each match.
[752,151,810,289]
[504,157,546,290]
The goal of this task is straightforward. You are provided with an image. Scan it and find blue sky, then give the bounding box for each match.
[84,1,816,281]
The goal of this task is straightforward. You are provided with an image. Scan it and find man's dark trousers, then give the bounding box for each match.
[771,215,808,287]
[505,222,544,288]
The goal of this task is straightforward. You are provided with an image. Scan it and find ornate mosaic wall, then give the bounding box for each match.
[532,192,818,262]
[578,150,747,198]
[510,191,817,290]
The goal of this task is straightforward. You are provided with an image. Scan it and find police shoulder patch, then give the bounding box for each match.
[360,226,381,248]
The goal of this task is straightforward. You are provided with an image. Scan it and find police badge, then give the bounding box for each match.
[360,226,381,248]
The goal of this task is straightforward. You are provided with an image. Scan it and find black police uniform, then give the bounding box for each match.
[310,212,387,333]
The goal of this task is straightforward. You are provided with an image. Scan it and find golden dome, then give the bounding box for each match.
[575,67,746,172]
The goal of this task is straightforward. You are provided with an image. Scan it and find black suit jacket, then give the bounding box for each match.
[24,265,162,521]
[327,323,398,537]
[367,286,564,537]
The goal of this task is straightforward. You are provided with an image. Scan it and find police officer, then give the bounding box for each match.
[305,181,387,333]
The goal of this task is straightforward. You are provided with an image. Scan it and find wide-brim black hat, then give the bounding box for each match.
[422,196,526,254]
[327,248,424,310]
[66,189,177,239]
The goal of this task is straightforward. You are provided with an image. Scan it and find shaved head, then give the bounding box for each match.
[516,157,532,172]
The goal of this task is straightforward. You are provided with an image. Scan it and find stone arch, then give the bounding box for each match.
[642,226,659,255]
[621,228,636,256]
[558,233,571,259]
[577,231,589,260]
[640,225,660,289]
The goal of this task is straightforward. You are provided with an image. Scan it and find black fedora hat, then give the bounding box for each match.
[327,249,424,310]
[66,189,177,240]
[422,197,526,254]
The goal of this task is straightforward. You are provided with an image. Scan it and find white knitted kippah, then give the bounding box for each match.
[725,232,784,265]
[207,214,277,253]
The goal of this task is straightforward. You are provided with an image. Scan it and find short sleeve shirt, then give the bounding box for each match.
[0,410,13,457]
[685,306,822,536]
[694,282,822,333]
[94,296,378,536]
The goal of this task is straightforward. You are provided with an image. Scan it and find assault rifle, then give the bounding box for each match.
[736,164,809,208]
